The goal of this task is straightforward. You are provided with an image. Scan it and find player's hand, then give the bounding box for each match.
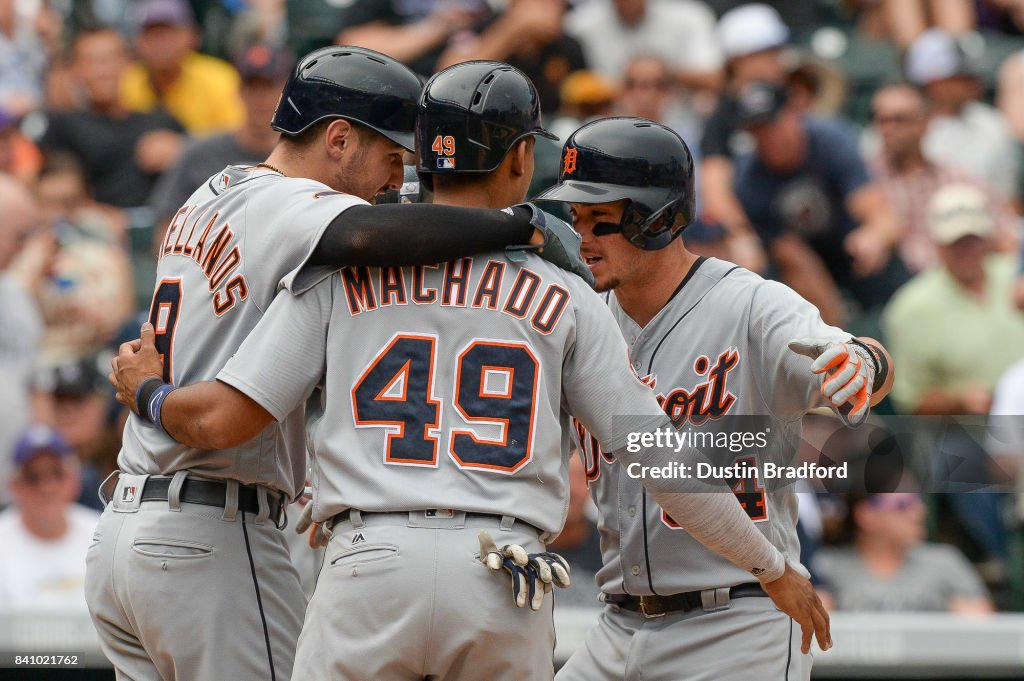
[788,337,876,426]
[294,486,329,549]
[762,564,832,654]
[477,530,570,611]
[109,322,164,414]
[506,202,596,288]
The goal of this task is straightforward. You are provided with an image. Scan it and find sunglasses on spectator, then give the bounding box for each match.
[624,78,670,91]
[866,494,921,511]
[872,111,920,125]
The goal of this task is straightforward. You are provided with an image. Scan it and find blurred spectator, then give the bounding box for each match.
[732,82,908,326]
[565,0,722,92]
[32,159,134,366]
[699,2,792,272]
[0,0,55,117]
[37,354,119,512]
[883,183,1024,415]
[549,71,616,137]
[39,26,185,209]
[0,425,101,611]
[120,0,245,135]
[36,153,127,243]
[547,453,602,608]
[337,0,491,77]
[869,83,1019,273]
[0,174,44,506]
[149,42,292,232]
[876,0,975,52]
[0,108,42,183]
[436,0,585,115]
[996,45,1024,143]
[906,29,1021,205]
[883,186,1022,575]
[816,491,993,613]
[615,55,701,144]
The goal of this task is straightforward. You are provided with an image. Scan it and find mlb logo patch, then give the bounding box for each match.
[437,158,455,170]
[425,509,455,519]
[121,485,137,503]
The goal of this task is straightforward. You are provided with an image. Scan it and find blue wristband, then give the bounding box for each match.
[147,383,175,435]
[135,377,175,435]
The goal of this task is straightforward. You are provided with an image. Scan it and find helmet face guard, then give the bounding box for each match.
[534,117,696,250]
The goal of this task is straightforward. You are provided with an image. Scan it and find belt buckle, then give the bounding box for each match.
[639,596,666,619]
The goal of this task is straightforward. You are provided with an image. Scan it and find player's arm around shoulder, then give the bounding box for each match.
[109,323,274,450]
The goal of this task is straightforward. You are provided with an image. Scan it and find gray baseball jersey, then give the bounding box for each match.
[576,257,849,595]
[218,252,661,536]
[118,165,364,499]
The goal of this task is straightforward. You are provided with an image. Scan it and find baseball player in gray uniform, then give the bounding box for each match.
[535,117,893,681]
[110,65,830,680]
[87,48,592,681]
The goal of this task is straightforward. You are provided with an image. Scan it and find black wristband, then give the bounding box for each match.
[135,377,165,425]
[850,339,888,393]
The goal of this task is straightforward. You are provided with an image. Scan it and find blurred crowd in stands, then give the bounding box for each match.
[2,0,1024,617]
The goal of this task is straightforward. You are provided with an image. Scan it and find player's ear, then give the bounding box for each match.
[508,137,532,179]
[323,119,357,161]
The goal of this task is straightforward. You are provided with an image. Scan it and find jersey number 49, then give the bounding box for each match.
[352,334,538,473]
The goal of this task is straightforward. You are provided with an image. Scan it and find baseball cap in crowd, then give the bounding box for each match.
[235,43,295,83]
[905,29,975,86]
[733,81,788,128]
[14,425,73,467]
[132,0,195,31]
[717,3,790,60]
[927,184,993,245]
[37,354,108,398]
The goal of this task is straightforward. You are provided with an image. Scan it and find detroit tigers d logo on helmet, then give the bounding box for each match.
[536,117,696,251]
[415,61,557,174]
[271,46,422,151]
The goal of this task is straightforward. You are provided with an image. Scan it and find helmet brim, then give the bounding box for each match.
[534,181,669,210]
[533,127,559,141]
[374,128,416,152]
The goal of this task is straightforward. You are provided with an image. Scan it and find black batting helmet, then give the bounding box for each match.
[535,117,696,251]
[271,46,422,151]
[416,61,556,174]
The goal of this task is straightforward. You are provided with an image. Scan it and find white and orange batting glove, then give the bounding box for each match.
[295,486,330,549]
[788,338,879,426]
[477,530,570,611]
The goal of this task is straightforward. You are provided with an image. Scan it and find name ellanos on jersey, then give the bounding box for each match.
[337,258,571,335]
[158,204,249,316]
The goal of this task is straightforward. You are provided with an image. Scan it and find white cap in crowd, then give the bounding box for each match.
[927,184,993,245]
[717,3,790,60]
[905,28,972,86]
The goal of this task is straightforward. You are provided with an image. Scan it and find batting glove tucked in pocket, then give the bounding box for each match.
[477,530,570,611]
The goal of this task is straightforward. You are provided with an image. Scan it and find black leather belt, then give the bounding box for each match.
[140,477,282,519]
[605,583,768,618]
